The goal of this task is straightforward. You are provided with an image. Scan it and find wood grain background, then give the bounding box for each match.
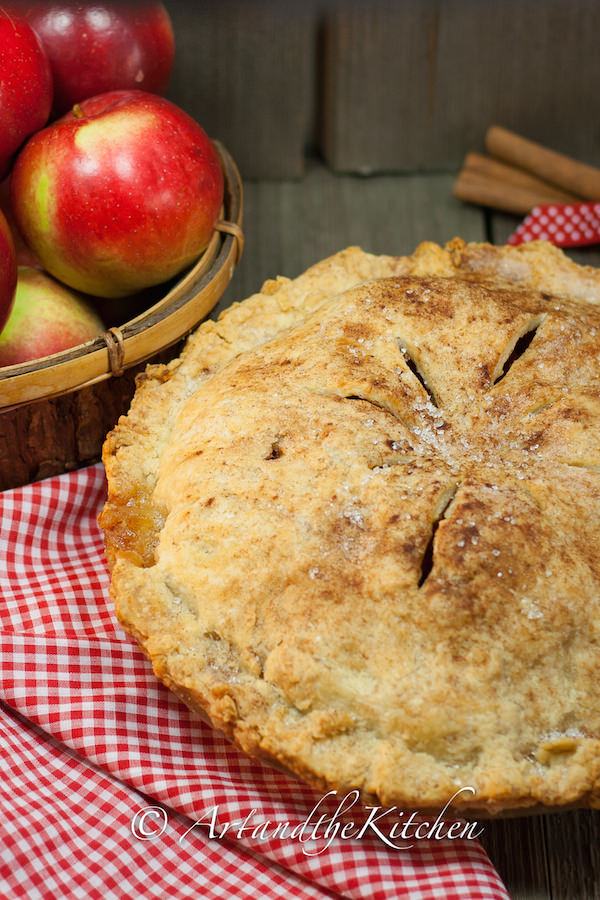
[167,0,600,178]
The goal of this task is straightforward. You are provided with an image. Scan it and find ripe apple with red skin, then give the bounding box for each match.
[11,90,224,298]
[9,1,174,118]
[0,177,41,269]
[0,208,18,333]
[0,10,52,179]
[0,267,104,367]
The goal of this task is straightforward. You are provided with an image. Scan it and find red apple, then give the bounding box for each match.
[0,177,41,268]
[11,90,224,298]
[0,267,104,367]
[0,9,52,179]
[0,208,17,333]
[10,1,174,118]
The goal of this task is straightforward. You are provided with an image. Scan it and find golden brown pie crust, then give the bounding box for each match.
[100,239,600,815]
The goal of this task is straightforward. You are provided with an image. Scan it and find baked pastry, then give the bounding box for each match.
[100,239,600,815]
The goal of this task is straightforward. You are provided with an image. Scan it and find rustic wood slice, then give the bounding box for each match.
[0,141,243,491]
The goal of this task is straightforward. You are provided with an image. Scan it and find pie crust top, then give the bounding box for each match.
[100,239,600,815]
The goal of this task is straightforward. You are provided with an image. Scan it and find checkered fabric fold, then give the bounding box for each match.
[0,464,509,900]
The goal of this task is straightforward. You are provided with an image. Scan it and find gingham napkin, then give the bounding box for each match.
[0,464,510,900]
[509,201,600,246]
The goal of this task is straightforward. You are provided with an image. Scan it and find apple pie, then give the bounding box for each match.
[100,239,600,815]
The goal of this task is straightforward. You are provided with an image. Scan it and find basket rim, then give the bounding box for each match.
[0,140,243,411]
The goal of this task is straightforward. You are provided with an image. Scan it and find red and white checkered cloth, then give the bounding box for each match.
[509,201,600,246]
[0,464,510,900]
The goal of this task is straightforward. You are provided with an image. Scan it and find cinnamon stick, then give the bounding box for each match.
[452,168,577,216]
[463,152,581,203]
[485,126,600,201]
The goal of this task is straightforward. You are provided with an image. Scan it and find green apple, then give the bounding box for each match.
[0,267,104,367]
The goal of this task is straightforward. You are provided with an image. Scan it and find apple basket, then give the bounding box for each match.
[0,141,243,491]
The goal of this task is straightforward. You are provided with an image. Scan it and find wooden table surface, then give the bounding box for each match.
[213,160,600,900]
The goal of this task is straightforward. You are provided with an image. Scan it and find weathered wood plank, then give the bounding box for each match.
[321,0,439,174]
[213,162,486,316]
[479,816,550,900]
[321,0,600,173]
[166,0,316,178]
[545,810,600,899]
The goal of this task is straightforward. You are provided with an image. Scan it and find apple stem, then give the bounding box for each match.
[72,104,84,119]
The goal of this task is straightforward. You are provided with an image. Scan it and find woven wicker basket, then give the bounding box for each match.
[0,141,243,491]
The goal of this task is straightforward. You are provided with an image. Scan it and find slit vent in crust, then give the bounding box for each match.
[396,338,438,407]
[492,316,544,386]
[418,482,460,587]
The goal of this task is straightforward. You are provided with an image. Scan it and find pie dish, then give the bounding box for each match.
[100,239,600,815]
